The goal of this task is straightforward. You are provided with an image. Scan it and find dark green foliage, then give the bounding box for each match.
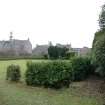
[99,4,105,29]
[25,61,72,89]
[60,47,69,58]
[71,57,92,81]
[6,64,21,81]
[92,3,105,77]
[92,29,105,48]
[48,46,69,59]
[65,52,76,59]
[95,66,105,77]
[43,54,48,59]
[0,56,47,60]
[48,46,58,59]
[93,35,105,76]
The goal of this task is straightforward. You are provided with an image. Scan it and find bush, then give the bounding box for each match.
[65,52,76,59]
[25,61,72,89]
[71,57,92,81]
[6,64,21,82]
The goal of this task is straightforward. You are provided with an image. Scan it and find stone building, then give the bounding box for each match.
[0,32,32,56]
[32,44,49,56]
[72,47,91,56]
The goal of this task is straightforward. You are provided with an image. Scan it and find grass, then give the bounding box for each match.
[0,60,104,105]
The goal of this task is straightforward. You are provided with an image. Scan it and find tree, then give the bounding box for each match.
[93,4,105,48]
[48,46,69,59]
[99,4,105,30]
[48,46,58,59]
[93,35,105,76]
[92,4,105,76]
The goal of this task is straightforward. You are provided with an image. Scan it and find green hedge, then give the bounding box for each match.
[71,57,92,81]
[0,56,47,61]
[25,58,92,89]
[6,64,21,82]
[25,61,72,89]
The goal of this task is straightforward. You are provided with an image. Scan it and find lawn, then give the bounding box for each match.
[0,60,104,105]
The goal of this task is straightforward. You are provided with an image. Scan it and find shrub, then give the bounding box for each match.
[71,57,92,81]
[6,64,21,82]
[25,61,72,89]
[65,52,76,59]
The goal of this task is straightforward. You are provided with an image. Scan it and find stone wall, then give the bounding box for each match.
[32,45,49,56]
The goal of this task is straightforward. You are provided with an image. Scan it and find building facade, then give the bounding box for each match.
[32,44,49,56]
[0,33,32,56]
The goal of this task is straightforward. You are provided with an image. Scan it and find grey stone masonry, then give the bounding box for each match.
[0,35,32,56]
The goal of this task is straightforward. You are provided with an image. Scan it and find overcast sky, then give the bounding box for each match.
[0,0,104,48]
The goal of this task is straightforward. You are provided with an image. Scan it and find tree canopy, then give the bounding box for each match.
[99,4,105,30]
[92,4,105,76]
[48,46,69,59]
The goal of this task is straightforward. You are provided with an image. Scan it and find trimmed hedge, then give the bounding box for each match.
[71,57,92,81]
[6,64,21,82]
[25,58,92,89]
[0,56,47,61]
[25,61,72,89]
